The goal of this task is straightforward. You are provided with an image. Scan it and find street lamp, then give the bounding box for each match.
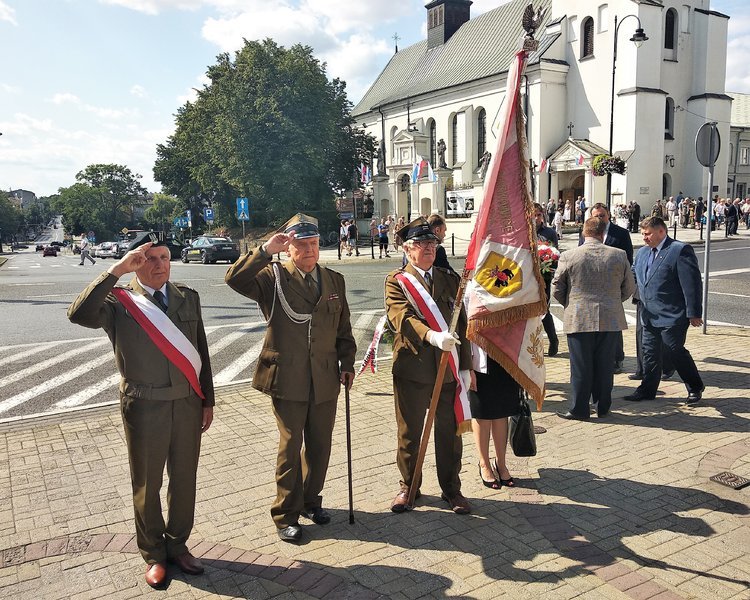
[607,14,648,210]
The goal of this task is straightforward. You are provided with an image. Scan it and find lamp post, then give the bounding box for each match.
[607,15,648,210]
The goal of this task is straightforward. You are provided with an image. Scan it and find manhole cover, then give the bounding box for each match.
[710,472,750,490]
[533,426,547,434]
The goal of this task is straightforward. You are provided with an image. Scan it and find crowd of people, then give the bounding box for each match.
[64,196,726,588]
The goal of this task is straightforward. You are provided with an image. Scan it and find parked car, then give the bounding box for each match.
[164,238,186,260]
[181,236,240,264]
[91,241,116,258]
[42,245,58,257]
[35,243,45,252]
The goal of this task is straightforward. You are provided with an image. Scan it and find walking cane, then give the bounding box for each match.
[344,383,355,524]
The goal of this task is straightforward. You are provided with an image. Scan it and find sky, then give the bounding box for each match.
[1,0,748,197]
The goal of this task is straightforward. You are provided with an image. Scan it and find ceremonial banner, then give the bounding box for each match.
[464,50,547,408]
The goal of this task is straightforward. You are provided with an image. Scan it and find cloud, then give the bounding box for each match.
[130,84,148,98]
[1,82,22,94]
[97,0,206,16]
[0,0,17,25]
[47,92,136,120]
[51,93,81,105]
[725,15,750,94]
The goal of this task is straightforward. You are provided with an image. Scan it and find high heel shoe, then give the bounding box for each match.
[494,459,515,487]
[479,463,500,489]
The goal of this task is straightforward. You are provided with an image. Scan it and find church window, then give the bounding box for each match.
[741,147,749,166]
[477,109,486,161]
[581,17,594,58]
[429,120,437,167]
[664,98,674,139]
[665,9,678,50]
[597,5,608,33]
[451,115,458,167]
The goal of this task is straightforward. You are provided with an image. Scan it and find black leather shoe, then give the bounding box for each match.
[547,337,559,357]
[686,386,705,405]
[623,391,655,402]
[556,411,589,421]
[277,523,303,543]
[661,370,675,380]
[597,409,610,418]
[301,507,331,525]
[628,373,643,380]
[613,361,623,375]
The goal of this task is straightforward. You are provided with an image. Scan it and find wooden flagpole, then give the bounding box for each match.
[406,269,471,508]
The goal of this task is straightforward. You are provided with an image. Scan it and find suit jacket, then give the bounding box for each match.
[225,249,356,404]
[67,272,215,405]
[552,239,635,333]
[633,237,702,327]
[385,263,471,384]
[578,222,633,264]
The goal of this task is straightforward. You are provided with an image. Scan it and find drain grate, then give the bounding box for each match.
[710,472,750,490]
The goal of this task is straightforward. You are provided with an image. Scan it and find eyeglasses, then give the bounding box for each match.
[413,240,437,248]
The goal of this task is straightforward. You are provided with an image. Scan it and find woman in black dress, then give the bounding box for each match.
[470,352,522,488]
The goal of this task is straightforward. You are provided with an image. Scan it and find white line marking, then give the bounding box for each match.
[27,294,78,299]
[208,325,263,355]
[705,268,750,277]
[8,283,56,287]
[0,337,105,352]
[0,339,108,388]
[709,291,749,298]
[0,353,113,414]
[213,339,265,384]
[694,245,750,253]
[0,341,70,364]
[54,373,120,409]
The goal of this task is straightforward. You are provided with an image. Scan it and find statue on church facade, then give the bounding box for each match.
[376,140,386,176]
[437,138,447,168]
[478,150,492,179]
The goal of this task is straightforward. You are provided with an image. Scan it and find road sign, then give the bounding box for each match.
[121,227,129,234]
[173,217,189,228]
[696,122,720,168]
[236,197,249,222]
[203,207,214,224]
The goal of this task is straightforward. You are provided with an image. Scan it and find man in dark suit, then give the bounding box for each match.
[625,217,705,405]
[581,203,633,374]
[225,214,356,543]
[427,213,454,272]
[68,236,214,588]
[554,218,635,420]
[385,217,472,515]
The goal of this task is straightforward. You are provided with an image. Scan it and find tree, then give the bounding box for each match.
[75,164,148,233]
[154,39,375,233]
[144,193,180,234]
[0,195,23,246]
[51,183,107,238]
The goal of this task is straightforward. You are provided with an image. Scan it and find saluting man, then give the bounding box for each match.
[225,214,356,543]
[68,235,214,589]
[385,217,473,515]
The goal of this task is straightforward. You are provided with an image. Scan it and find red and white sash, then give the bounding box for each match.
[112,288,205,400]
[394,272,471,427]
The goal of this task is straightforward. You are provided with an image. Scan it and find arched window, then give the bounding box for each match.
[665,8,677,50]
[665,97,675,139]
[581,17,594,58]
[477,109,486,161]
[451,114,458,167]
[429,120,437,167]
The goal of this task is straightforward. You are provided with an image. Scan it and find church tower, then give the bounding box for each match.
[426,0,472,50]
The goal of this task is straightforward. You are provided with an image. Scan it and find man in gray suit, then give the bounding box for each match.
[553,218,636,420]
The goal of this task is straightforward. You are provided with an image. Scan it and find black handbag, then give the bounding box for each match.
[509,396,537,457]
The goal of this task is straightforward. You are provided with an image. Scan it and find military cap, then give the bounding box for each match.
[283,213,319,239]
[396,216,438,243]
[128,231,166,251]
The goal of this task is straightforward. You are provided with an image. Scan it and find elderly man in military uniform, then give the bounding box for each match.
[385,217,473,515]
[225,214,356,543]
[68,235,214,588]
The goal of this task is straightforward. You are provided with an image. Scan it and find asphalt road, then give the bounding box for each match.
[1,236,748,420]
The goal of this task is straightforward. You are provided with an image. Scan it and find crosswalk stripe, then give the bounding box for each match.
[0,340,70,364]
[0,353,113,414]
[54,373,120,409]
[213,339,265,385]
[0,339,108,388]
[208,325,263,354]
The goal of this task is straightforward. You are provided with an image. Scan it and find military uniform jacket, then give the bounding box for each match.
[67,272,215,406]
[225,250,356,404]
[385,263,472,384]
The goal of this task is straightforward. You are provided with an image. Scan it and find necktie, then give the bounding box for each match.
[304,273,319,298]
[646,248,657,277]
[424,271,433,291]
[153,290,168,313]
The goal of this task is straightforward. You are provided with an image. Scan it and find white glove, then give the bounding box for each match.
[428,330,460,351]
[459,369,472,393]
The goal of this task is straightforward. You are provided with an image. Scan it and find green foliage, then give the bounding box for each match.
[144,193,180,233]
[23,196,53,228]
[75,164,148,233]
[51,183,108,238]
[592,154,626,176]
[0,195,23,240]
[154,39,375,234]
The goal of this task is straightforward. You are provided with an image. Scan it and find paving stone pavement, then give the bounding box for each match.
[0,326,748,599]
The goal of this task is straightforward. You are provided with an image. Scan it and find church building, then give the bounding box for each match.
[352,0,732,238]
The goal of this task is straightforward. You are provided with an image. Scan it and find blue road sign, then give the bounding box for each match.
[236,197,249,222]
[203,207,214,223]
